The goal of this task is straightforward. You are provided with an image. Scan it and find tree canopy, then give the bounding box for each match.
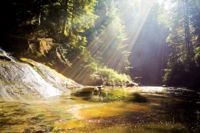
[0,0,132,85]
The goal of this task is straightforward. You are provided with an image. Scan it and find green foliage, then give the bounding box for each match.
[76,88,129,102]
[102,89,128,101]
[1,0,132,85]
[161,0,200,89]
[40,0,98,63]
[86,0,130,73]
[75,88,148,103]
[194,46,200,63]
[87,62,132,85]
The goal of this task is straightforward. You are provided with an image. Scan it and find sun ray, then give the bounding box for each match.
[61,0,157,83]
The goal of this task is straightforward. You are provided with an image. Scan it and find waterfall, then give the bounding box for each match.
[0,47,16,62]
[0,48,62,101]
[0,48,81,101]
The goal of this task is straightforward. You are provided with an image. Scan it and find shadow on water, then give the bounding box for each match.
[73,91,93,101]
[129,93,149,103]
[158,89,200,133]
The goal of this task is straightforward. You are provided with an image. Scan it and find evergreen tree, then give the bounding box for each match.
[161,0,200,89]
[87,0,130,73]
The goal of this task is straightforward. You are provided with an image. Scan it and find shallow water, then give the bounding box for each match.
[0,87,199,133]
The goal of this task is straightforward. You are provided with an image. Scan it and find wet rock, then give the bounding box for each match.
[0,50,81,101]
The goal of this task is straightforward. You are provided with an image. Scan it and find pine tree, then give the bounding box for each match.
[161,0,200,89]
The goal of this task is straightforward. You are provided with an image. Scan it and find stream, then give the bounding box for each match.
[0,87,199,133]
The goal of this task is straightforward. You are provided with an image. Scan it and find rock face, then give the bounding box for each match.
[0,49,81,101]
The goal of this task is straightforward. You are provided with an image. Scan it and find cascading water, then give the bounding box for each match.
[0,48,81,101]
[0,47,16,62]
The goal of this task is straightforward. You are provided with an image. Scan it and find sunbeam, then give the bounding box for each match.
[1,0,200,132]
[64,0,156,84]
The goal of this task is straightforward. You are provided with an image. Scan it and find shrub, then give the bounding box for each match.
[103,89,128,101]
[87,62,132,86]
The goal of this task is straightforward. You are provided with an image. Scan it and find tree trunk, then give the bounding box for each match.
[183,0,193,59]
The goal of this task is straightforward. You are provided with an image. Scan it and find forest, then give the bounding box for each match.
[0,0,200,132]
[1,0,200,89]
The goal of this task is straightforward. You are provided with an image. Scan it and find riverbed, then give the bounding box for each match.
[0,87,199,133]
